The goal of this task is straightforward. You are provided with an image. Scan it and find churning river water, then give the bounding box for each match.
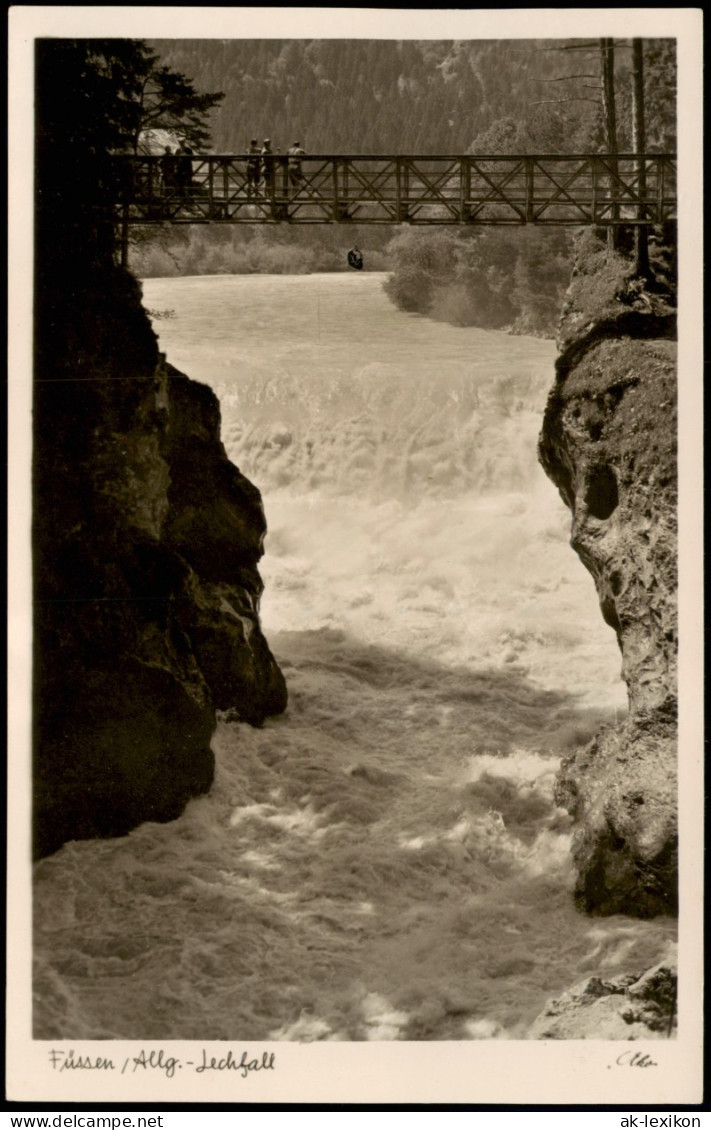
[33,272,676,1041]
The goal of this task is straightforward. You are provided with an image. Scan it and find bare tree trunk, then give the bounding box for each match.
[632,38,650,278]
[600,38,620,250]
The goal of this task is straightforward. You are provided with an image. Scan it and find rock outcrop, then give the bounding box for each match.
[33,269,287,858]
[31,42,287,860]
[538,234,677,917]
[529,957,677,1040]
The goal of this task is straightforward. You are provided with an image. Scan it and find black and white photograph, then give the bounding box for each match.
[7,6,704,1107]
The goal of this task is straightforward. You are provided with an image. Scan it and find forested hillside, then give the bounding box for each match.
[132,38,676,336]
[147,38,675,155]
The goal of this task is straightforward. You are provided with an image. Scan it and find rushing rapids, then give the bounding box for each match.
[33,272,676,1041]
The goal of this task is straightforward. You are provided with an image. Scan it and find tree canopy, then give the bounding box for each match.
[147,37,675,157]
[35,38,224,270]
[128,44,225,153]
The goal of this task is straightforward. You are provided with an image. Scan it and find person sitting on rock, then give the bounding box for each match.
[347,245,364,270]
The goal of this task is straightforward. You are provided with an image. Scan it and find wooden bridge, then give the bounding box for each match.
[116,153,677,227]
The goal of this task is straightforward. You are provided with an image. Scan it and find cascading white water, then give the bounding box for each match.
[33,272,675,1042]
[145,273,629,700]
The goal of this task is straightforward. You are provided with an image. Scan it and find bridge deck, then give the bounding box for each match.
[116,153,677,226]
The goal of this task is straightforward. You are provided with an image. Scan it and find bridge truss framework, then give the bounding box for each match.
[117,153,677,227]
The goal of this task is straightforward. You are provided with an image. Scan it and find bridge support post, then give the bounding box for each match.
[330,162,352,221]
[525,159,534,223]
[396,159,402,222]
[657,159,667,226]
[632,38,650,279]
[396,159,410,222]
[119,204,129,269]
[460,159,471,224]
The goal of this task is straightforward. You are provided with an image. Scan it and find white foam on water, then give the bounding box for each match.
[464,1018,507,1039]
[32,274,674,1042]
[146,275,625,710]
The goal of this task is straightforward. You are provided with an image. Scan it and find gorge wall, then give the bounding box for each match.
[34,268,287,858]
[538,234,678,917]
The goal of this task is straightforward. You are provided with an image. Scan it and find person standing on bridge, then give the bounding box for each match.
[261,138,275,191]
[247,139,261,194]
[288,141,305,192]
[176,143,194,198]
[160,146,177,195]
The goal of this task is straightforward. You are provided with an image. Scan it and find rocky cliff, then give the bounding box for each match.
[34,267,287,858]
[538,233,677,917]
[529,956,677,1039]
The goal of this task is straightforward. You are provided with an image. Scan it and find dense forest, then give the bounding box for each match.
[130,38,676,336]
[146,38,676,155]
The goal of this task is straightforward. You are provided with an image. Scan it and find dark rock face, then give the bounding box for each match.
[529,959,677,1039]
[34,272,286,858]
[538,242,677,917]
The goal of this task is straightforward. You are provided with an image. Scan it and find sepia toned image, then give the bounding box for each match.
[8,6,703,1107]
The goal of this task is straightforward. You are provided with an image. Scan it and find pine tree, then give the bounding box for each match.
[130,44,224,154]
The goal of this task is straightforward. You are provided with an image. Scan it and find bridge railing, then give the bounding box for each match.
[113,154,677,226]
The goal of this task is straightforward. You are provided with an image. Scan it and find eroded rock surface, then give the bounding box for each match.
[538,238,677,916]
[34,271,286,858]
[529,958,677,1040]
